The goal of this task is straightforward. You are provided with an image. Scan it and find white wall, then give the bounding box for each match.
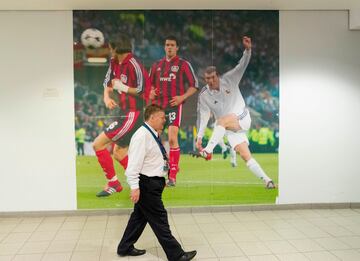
[0,11,77,211]
[0,10,359,211]
[278,11,360,203]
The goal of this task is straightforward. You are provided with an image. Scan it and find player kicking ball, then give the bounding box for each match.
[190,36,275,189]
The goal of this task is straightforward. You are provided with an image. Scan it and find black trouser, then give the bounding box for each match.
[117,174,184,261]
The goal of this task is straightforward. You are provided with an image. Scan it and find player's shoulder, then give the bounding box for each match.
[129,55,143,66]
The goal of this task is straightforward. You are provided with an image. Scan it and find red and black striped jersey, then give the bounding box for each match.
[103,53,150,112]
[149,56,198,109]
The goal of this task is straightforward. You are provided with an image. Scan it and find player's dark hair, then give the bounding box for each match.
[109,36,132,54]
[144,104,164,121]
[204,66,218,75]
[165,35,179,46]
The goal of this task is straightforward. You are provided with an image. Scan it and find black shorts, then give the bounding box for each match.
[104,111,142,147]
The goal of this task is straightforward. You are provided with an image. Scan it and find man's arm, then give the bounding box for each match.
[170,60,198,106]
[223,36,252,87]
[126,132,147,203]
[113,59,145,97]
[196,92,211,150]
[103,87,118,110]
[170,87,197,106]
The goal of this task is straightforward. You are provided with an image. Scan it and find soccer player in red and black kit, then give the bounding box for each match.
[93,36,150,197]
[149,35,198,186]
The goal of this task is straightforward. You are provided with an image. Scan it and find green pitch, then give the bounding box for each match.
[76,154,278,209]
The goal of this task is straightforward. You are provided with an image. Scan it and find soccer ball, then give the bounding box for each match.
[80,28,105,49]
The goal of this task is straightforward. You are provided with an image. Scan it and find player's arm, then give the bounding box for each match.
[103,87,117,110]
[223,36,252,87]
[113,59,145,97]
[148,63,157,101]
[170,61,199,107]
[103,64,117,110]
[196,92,211,150]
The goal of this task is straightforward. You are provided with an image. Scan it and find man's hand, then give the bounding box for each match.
[170,95,185,107]
[243,36,252,50]
[149,87,157,100]
[195,137,203,150]
[112,79,129,94]
[104,96,118,110]
[130,188,140,203]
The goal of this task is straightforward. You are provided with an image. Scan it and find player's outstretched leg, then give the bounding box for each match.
[235,142,276,189]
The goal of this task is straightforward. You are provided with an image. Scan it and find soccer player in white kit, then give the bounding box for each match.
[193,36,275,189]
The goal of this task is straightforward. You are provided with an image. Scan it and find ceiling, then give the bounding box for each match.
[0,0,359,11]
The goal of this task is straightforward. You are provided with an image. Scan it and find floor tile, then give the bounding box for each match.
[205,232,234,245]
[338,236,360,248]
[60,222,84,231]
[70,251,101,261]
[304,251,340,261]
[229,231,259,243]
[53,230,81,241]
[13,254,43,261]
[41,252,72,261]
[0,208,358,261]
[18,242,50,254]
[315,237,351,250]
[2,233,31,244]
[331,249,360,261]
[36,223,62,232]
[275,228,307,240]
[253,229,282,241]
[212,243,244,257]
[12,223,39,233]
[237,242,272,256]
[288,239,324,252]
[28,231,57,242]
[74,239,103,252]
[276,253,309,261]
[46,241,77,253]
[264,240,298,254]
[0,243,23,255]
[248,255,279,261]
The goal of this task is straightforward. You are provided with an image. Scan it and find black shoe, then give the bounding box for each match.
[178,250,197,261]
[118,247,146,256]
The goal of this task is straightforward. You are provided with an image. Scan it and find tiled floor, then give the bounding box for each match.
[1,208,360,260]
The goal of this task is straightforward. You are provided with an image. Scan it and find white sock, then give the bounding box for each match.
[246,158,271,183]
[218,139,227,153]
[204,125,226,153]
[230,148,237,164]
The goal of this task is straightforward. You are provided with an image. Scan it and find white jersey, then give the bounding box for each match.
[197,49,251,138]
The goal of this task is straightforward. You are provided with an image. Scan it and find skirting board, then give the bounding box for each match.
[0,203,359,217]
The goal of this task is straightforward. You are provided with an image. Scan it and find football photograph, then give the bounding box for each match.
[73,10,279,209]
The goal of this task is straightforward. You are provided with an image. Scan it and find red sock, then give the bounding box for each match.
[118,155,128,170]
[169,147,180,180]
[108,180,122,191]
[95,149,116,181]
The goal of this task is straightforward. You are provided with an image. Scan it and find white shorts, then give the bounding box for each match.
[238,109,251,131]
[226,130,249,148]
[225,110,251,148]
